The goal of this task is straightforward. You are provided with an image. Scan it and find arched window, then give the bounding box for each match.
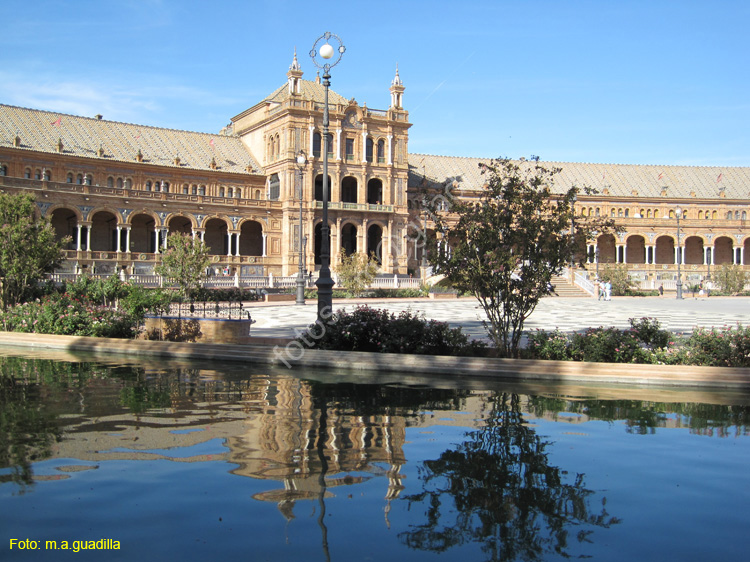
[624,209,629,217]
[43,170,51,181]
[146,180,152,191]
[727,211,733,219]
[595,208,600,217]
[24,168,31,179]
[228,187,234,198]
[116,177,123,188]
[366,137,374,162]
[647,209,652,218]
[85,174,93,185]
[161,181,169,192]
[735,211,741,220]
[125,178,132,189]
[275,134,280,159]
[743,211,747,220]
[654,209,660,219]
[235,187,241,199]
[183,184,189,194]
[199,185,205,196]
[76,174,83,185]
[107,177,114,187]
[34,169,41,180]
[611,208,616,217]
[377,139,385,163]
[254,189,261,199]
[219,186,226,197]
[0,165,6,176]
[698,211,704,219]
[711,211,717,219]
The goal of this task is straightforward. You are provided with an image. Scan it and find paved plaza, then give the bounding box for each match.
[244,295,750,343]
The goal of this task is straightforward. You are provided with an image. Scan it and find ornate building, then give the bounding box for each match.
[0,51,748,285]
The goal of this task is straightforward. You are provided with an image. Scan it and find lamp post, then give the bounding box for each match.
[295,150,308,305]
[310,32,345,322]
[570,194,577,271]
[595,246,600,279]
[675,206,683,299]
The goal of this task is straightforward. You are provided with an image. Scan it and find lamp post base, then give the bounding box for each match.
[295,273,306,305]
[316,275,334,322]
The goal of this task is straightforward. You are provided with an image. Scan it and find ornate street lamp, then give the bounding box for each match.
[310,32,345,322]
[675,206,683,299]
[295,150,308,305]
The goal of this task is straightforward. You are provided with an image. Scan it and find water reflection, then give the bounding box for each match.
[399,393,620,561]
[1,352,750,561]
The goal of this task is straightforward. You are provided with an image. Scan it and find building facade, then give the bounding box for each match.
[0,51,748,286]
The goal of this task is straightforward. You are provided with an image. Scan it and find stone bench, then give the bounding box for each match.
[265,293,296,302]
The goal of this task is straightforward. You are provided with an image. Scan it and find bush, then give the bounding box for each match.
[298,305,485,356]
[525,329,572,360]
[681,325,750,367]
[1,293,137,338]
[570,326,650,363]
[628,317,671,350]
[524,317,674,364]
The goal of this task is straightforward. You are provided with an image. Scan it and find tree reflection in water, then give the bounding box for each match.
[0,357,62,490]
[399,392,620,561]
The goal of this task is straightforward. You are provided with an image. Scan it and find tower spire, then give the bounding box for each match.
[389,64,405,109]
[287,48,304,95]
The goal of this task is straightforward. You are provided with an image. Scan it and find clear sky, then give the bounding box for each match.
[1,0,748,167]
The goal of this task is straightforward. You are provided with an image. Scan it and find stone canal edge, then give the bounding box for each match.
[2,331,750,392]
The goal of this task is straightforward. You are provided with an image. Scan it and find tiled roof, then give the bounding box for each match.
[0,104,260,174]
[263,78,349,106]
[408,153,750,201]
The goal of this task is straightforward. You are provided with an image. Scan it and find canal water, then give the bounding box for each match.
[1,350,749,561]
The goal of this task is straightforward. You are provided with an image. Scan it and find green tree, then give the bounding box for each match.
[155,233,210,303]
[0,193,69,311]
[598,263,635,296]
[715,264,749,295]
[425,157,615,357]
[336,250,379,297]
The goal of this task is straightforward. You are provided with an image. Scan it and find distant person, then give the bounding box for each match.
[659,284,664,296]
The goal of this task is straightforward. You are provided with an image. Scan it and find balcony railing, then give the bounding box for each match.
[314,201,394,213]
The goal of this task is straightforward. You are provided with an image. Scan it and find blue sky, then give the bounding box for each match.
[1,0,748,166]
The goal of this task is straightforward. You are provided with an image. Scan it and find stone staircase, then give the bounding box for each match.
[547,274,591,298]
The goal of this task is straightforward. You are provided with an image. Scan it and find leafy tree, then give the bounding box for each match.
[425,157,615,357]
[155,233,210,303]
[0,193,69,311]
[336,250,379,297]
[714,264,749,295]
[598,263,635,296]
